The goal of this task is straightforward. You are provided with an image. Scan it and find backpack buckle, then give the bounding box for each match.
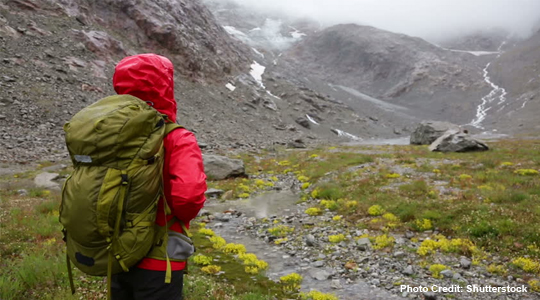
[121,174,128,185]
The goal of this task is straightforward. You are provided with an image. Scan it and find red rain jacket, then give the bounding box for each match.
[113,54,207,271]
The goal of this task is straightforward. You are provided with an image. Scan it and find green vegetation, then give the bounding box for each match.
[2,139,540,299]
[0,190,300,300]
[207,139,540,282]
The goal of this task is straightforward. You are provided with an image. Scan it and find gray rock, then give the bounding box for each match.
[429,131,489,153]
[423,291,437,300]
[393,251,406,258]
[460,257,472,269]
[440,269,453,278]
[356,237,372,251]
[410,120,461,145]
[308,268,331,281]
[203,154,245,180]
[312,260,325,268]
[205,188,224,198]
[214,213,231,222]
[371,278,380,286]
[17,189,28,196]
[287,138,306,149]
[305,234,317,247]
[403,265,414,276]
[331,279,343,289]
[34,172,60,189]
[295,117,310,129]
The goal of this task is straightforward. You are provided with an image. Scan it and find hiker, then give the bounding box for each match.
[110,53,207,300]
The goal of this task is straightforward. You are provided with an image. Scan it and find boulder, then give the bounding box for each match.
[410,121,461,145]
[203,155,245,180]
[295,117,311,129]
[429,130,489,152]
[34,172,60,189]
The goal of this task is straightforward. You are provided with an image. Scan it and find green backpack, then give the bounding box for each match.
[60,94,185,298]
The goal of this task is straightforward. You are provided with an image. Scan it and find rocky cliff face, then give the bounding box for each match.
[54,0,252,80]
[0,0,254,162]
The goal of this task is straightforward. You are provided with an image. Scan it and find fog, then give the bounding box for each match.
[229,0,540,42]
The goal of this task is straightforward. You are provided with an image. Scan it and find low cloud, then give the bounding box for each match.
[228,0,540,41]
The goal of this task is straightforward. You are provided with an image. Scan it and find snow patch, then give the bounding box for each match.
[333,129,361,140]
[289,26,307,39]
[225,83,236,92]
[252,48,264,58]
[306,114,319,125]
[267,91,281,99]
[447,49,500,56]
[250,61,266,88]
[223,26,247,37]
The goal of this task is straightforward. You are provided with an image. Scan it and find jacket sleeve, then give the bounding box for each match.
[165,128,207,224]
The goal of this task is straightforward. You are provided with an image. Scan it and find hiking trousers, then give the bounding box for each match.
[111,267,184,300]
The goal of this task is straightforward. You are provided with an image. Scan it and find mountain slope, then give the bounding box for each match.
[0,0,367,162]
[489,29,540,134]
[283,24,491,124]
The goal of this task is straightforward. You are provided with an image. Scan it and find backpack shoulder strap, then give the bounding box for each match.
[165,122,183,136]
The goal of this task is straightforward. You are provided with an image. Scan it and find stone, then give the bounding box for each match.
[203,154,245,180]
[410,120,461,145]
[393,251,406,258]
[403,265,414,276]
[295,117,310,129]
[214,213,232,222]
[308,269,331,281]
[460,257,472,269]
[34,172,60,189]
[440,269,453,278]
[287,138,306,149]
[205,188,224,198]
[423,291,437,300]
[305,234,317,247]
[356,237,372,251]
[429,131,489,153]
[312,260,325,268]
[331,279,343,289]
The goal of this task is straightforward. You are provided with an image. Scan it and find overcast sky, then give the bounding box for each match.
[229,0,540,41]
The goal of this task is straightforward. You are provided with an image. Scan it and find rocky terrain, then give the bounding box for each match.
[198,144,540,300]
[0,0,383,163]
[2,0,540,164]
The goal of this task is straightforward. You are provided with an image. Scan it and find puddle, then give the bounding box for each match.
[345,137,410,146]
[204,190,300,218]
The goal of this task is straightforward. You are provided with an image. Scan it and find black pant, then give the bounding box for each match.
[111,267,184,300]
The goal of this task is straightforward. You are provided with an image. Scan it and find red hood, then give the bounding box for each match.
[113,54,177,122]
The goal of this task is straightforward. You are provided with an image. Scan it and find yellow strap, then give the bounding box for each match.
[129,221,154,227]
[66,253,75,295]
[107,250,113,300]
[165,250,172,284]
[180,222,192,237]
[118,258,129,272]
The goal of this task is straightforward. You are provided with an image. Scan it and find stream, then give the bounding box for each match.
[469,41,508,129]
